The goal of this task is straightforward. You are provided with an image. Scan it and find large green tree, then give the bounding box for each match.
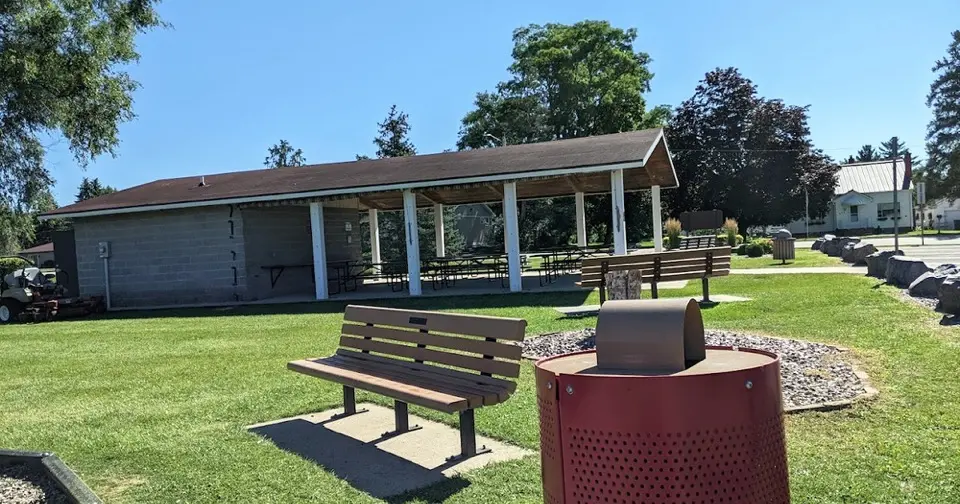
[925,30,960,199]
[457,21,666,248]
[264,140,306,168]
[665,68,837,232]
[856,145,880,162]
[76,177,117,202]
[358,106,463,262]
[0,1,163,211]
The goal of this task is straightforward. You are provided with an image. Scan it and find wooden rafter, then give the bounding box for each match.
[566,175,586,193]
[358,197,385,210]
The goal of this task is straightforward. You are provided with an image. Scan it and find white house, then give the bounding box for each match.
[918,197,960,230]
[784,159,914,236]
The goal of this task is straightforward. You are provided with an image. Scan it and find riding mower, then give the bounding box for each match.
[0,257,105,323]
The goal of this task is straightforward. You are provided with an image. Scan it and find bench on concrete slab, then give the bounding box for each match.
[678,236,716,249]
[580,246,732,304]
[288,305,527,460]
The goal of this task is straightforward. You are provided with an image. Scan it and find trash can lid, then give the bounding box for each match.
[536,347,777,377]
[774,228,793,239]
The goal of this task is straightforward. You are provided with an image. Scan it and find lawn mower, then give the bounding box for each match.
[0,257,104,323]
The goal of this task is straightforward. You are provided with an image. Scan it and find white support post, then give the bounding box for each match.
[652,185,663,252]
[575,192,587,248]
[368,209,381,266]
[503,182,522,292]
[309,202,329,300]
[402,190,422,296]
[611,170,627,255]
[434,203,445,257]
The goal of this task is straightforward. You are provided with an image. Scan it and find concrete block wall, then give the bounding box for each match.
[74,206,246,308]
[242,205,362,300]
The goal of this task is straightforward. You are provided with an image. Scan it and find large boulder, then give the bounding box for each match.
[822,238,842,257]
[908,264,959,298]
[811,238,824,251]
[885,256,933,287]
[938,274,960,314]
[840,238,863,262]
[848,242,878,265]
[866,249,903,277]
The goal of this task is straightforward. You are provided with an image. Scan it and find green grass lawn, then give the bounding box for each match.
[1,275,959,503]
[730,248,844,269]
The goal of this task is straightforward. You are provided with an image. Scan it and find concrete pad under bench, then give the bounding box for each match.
[248,403,533,499]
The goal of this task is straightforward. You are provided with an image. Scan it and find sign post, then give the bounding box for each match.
[917,182,927,246]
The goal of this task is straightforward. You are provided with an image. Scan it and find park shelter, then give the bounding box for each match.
[42,128,677,309]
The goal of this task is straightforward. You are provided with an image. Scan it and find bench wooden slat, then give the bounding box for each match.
[342,323,522,360]
[334,353,508,406]
[581,247,731,268]
[323,355,495,408]
[339,336,521,378]
[337,349,517,395]
[581,261,731,283]
[581,268,731,287]
[287,358,469,413]
[581,255,731,274]
[344,305,526,341]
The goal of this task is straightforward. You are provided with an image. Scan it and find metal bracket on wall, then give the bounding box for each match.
[229,204,235,218]
[231,266,238,286]
[231,250,237,261]
[228,220,234,238]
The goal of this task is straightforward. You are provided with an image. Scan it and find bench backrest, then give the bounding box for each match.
[580,246,732,288]
[679,236,716,249]
[337,305,526,378]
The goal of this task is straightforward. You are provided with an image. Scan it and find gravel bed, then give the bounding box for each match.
[899,289,940,310]
[519,329,867,410]
[0,464,68,504]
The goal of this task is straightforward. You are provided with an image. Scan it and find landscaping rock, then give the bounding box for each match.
[519,329,866,410]
[836,237,861,261]
[938,274,960,314]
[0,464,68,504]
[908,264,959,298]
[866,249,903,277]
[885,256,932,287]
[822,237,842,256]
[811,238,824,251]
[848,242,878,265]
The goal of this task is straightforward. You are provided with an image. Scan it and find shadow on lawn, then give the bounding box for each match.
[250,418,470,502]
[78,291,594,321]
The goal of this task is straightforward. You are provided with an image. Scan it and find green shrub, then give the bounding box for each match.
[735,243,747,255]
[664,218,682,249]
[752,238,773,254]
[745,242,764,257]
[716,234,745,247]
[736,234,744,245]
[0,256,32,278]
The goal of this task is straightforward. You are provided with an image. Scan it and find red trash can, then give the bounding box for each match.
[536,299,789,504]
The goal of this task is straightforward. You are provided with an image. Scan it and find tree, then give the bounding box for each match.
[0,1,163,212]
[879,136,922,166]
[264,140,306,168]
[76,177,117,202]
[358,106,463,261]
[844,155,857,164]
[457,21,668,248]
[925,30,960,199]
[665,68,837,232]
[856,145,880,162]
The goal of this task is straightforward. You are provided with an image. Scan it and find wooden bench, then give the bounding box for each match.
[580,246,732,303]
[288,305,527,460]
[678,236,717,249]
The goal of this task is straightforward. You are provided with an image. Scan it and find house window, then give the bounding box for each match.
[850,205,859,222]
[877,202,899,220]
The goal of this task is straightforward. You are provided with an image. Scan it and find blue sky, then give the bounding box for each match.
[44,0,959,206]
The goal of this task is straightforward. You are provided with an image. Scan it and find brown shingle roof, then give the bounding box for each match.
[19,242,54,254]
[45,128,674,218]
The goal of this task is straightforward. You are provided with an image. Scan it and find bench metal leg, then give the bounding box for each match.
[702,276,711,303]
[651,281,659,299]
[379,400,422,439]
[330,386,368,420]
[447,409,491,461]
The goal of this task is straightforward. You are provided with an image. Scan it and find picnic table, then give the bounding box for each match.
[529,246,614,285]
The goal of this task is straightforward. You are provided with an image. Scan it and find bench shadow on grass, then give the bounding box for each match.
[250,418,469,502]
[60,290,594,322]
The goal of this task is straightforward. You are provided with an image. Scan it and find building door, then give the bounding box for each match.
[850,205,859,225]
[52,229,80,297]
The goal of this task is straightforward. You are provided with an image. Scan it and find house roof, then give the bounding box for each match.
[836,159,910,195]
[43,129,677,219]
[18,242,53,254]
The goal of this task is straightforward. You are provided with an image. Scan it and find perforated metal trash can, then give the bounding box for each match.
[536,299,789,504]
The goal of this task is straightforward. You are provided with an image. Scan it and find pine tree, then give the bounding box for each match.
[856,145,879,162]
[926,30,960,198]
[264,140,306,168]
[76,177,117,202]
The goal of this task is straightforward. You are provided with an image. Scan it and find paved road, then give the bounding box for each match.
[798,235,960,268]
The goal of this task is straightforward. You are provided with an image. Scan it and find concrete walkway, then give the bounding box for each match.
[731,266,867,275]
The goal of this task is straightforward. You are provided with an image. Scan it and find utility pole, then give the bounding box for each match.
[804,186,809,238]
[891,139,900,252]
